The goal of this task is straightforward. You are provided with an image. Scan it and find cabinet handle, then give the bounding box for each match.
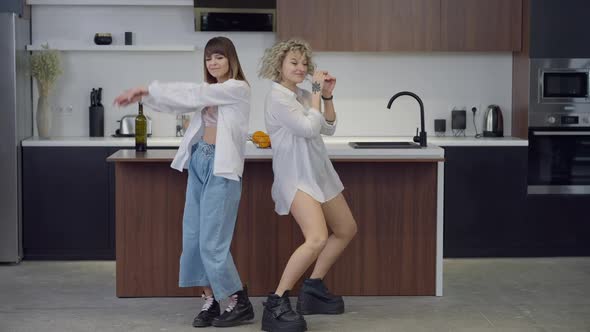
[533,131,590,136]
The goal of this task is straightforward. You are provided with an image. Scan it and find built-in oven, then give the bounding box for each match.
[528,128,590,194]
[528,59,590,194]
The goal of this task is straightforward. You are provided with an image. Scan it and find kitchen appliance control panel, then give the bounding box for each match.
[545,113,590,126]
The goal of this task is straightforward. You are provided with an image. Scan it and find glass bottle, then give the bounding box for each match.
[135,102,147,152]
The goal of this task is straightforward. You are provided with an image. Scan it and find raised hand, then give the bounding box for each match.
[311,71,327,95]
[322,74,336,98]
[113,86,148,107]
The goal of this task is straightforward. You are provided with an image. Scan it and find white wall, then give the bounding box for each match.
[32,5,513,137]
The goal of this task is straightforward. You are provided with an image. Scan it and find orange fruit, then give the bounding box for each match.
[252,131,271,148]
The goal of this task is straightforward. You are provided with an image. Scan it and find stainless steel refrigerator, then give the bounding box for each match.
[0,12,32,263]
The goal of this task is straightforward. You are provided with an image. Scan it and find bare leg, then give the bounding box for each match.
[310,193,357,279]
[203,286,213,297]
[275,190,328,296]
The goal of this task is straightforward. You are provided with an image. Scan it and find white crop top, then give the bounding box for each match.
[201,106,218,127]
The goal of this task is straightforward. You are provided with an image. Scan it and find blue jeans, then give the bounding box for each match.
[178,140,243,300]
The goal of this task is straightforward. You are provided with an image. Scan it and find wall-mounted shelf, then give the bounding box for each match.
[26,0,192,5]
[26,44,197,52]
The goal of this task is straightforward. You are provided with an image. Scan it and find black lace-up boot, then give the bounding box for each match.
[211,286,255,327]
[262,291,307,332]
[192,294,220,327]
[296,278,344,315]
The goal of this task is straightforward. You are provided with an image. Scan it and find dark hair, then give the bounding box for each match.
[203,37,248,84]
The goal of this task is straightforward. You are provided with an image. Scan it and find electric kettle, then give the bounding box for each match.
[114,114,152,137]
[483,105,503,137]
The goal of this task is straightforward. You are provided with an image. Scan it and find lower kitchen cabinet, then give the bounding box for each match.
[22,147,114,259]
[23,145,590,259]
[521,195,590,256]
[443,146,528,257]
[444,145,590,257]
[22,146,175,260]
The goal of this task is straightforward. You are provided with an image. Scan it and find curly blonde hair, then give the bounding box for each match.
[259,39,315,81]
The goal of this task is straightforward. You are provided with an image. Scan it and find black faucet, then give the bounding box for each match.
[387,91,427,147]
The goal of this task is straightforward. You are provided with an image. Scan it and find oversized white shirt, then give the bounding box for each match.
[142,79,250,181]
[264,82,344,215]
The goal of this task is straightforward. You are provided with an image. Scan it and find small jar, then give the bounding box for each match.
[94,33,112,45]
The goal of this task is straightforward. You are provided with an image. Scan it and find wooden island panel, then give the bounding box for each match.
[114,158,438,297]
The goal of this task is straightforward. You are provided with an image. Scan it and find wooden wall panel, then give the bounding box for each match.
[511,0,530,139]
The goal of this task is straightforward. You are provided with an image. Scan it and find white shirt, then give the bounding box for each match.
[264,82,343,215]
[142,79,250,181]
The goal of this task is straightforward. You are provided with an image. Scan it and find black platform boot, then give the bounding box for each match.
[211,286,255,327]
[261,291,307,332]
[192,294,220,328]
[296,278,344,315]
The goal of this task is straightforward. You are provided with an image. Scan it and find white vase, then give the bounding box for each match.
[36,94,52,138]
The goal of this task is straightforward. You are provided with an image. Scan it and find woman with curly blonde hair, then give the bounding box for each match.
[258,39,358,332]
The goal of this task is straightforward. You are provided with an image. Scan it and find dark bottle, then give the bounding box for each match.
[135,102,147,152]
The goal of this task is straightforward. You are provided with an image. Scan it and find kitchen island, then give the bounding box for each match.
[107,139,445,298]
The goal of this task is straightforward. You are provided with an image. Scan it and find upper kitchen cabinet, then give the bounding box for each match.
[278,0,522,52]
[277,0,358,51]
[530,0,590,58]
[358,0,441,51]
[440,0,522,52]
[277,0,439,51]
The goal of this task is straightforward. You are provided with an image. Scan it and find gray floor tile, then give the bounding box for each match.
[1,258,589,331]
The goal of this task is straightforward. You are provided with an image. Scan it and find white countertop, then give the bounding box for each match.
[245,138,444,160]
[22,135,527,160]
[424,136,528,146]
[22,136,182,147]
[22,135,527,147]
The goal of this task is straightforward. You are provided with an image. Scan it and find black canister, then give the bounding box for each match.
[89,105,104,137]
[89,87,104,137]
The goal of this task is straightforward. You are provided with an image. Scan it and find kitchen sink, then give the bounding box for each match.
[348,141,423,149]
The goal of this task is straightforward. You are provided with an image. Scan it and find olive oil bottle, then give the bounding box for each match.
[135,102,147,152]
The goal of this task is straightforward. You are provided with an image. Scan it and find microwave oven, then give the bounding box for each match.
[529,58,590,127]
